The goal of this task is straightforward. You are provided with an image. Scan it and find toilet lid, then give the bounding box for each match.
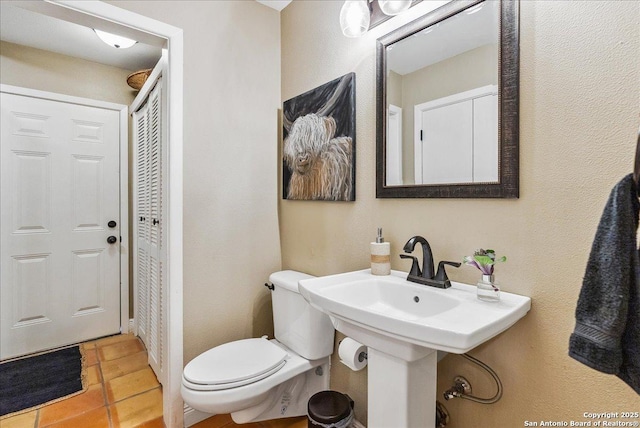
[183,338,287,390]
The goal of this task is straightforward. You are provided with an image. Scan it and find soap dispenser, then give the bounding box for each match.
[371,228,391,276]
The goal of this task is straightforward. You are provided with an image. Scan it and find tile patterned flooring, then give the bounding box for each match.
[0,334,308,428]
[191,414,307,428]
[1,334,162,428]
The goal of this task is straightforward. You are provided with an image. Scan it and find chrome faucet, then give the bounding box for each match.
[400,235,461,289]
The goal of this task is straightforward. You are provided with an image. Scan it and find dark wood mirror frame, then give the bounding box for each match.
[376,0,519,198]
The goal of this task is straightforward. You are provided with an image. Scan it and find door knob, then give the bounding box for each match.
[107,236,117,244]
[108,220,117,228]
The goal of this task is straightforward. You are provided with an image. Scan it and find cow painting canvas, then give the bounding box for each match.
[282,73,356,201]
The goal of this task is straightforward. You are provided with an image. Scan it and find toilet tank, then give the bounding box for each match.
[269,271,335,360]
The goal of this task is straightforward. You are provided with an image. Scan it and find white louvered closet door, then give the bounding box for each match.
[133,79,166,384]
[134,104,150,348]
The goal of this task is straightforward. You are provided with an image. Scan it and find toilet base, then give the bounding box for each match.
[182,340,331,424]
[231,361,330,423]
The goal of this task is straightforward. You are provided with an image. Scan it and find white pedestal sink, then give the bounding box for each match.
[299,269,531,428]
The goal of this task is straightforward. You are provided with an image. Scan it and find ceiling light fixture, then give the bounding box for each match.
[94,29,137,49]
[340,0,415,37]
[340,0,371,38]
[378,0,412,16]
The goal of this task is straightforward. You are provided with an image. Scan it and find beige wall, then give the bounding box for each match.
[107,0,283,365]
[281,1,639,426]
[400,43,498,106]
[0,41,136,105]
[387,69,403,108]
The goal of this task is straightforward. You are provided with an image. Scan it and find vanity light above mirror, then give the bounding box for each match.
[339,0,423,37]
[376,0,520,198]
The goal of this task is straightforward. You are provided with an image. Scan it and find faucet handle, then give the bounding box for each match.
[434,261,461,284]
[400,254,422,277]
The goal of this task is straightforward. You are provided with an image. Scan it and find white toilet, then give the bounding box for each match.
[181,270,335,424]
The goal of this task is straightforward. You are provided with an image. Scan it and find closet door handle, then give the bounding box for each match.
[153,219,159,225]
[107,236,118,244]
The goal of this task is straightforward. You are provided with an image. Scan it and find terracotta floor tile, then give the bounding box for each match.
[6,336,161,428]
[193,415,309,428]
[98,339,144,362]
[94,334,138,348]
[230,423,263,428]
[86,364,102,386]
[41,406,109,428]
[81,341,96,350]
[0,410,37,428]
[135,417,165,428]
[37,384,105,427]
[83,348,98,367]
[260,417,308,428]
[284,417,308,428]
[100,351,149,381]
[106,367,160,403]
[193,414,233,428]
[109,388,162,428]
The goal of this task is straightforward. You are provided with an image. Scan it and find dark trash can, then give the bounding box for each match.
[308,390,354,428]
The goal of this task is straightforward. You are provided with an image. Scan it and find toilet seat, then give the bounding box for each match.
[183,338,288,391]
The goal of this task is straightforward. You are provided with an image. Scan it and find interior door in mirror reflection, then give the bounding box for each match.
[414,85,498,185]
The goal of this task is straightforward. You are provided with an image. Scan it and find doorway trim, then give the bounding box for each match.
[31,1,184,426]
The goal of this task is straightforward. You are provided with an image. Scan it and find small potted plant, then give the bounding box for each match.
[463,249,506,301]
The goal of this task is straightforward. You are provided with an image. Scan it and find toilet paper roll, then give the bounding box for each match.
[339,337,368,371]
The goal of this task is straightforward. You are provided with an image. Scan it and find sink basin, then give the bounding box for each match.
[299,269,531,428]
[299,269,531,357]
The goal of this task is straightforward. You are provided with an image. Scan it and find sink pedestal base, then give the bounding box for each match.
[368,348,437,428]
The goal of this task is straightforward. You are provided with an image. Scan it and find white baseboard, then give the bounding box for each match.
[183,404,213,427]
[128,318,134,334]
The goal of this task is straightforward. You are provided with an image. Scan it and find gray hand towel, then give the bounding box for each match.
[569,174,640,394]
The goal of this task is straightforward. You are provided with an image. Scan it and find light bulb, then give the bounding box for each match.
[378,0,412,16]
[339,0,370,38]
[94,29,137,49]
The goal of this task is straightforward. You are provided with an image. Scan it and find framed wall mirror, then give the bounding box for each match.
[376,0,519,198]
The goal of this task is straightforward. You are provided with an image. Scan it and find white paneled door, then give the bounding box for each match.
[0,91,122,360]
[419,100,474,185]
[414,85,499,185]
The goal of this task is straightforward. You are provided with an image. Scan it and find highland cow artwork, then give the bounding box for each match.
[282,73,356,201]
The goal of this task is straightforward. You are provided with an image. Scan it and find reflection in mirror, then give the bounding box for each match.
[387,1,499,186]
[376,0,519,198]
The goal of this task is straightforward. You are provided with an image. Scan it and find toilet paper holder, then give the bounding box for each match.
[357,350,368,362]
[338,337,368,371]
